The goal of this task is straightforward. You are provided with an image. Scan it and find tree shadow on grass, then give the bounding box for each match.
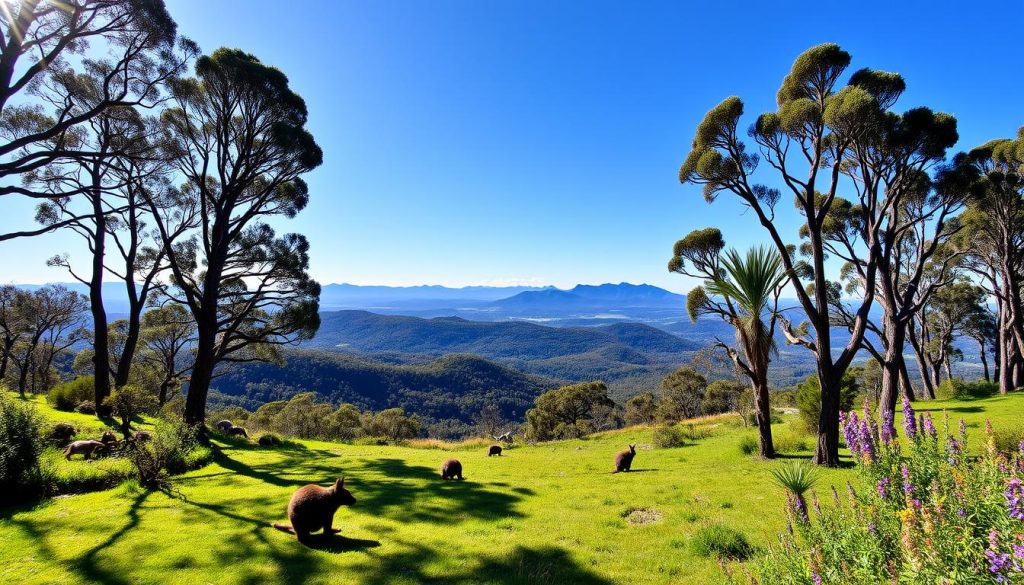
[915,405,984,414]
[352,458,527,523]
[349,541,615,585]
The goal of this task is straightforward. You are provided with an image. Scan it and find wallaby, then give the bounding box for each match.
[100,430,118,445]
[50,423,76,446]
[64,440,107,461]
[440,459,463,480]
[613,444,636,473]
[488,445,502,457]
[215,420,233,432]
[227,426,248,437]
[273,477,356,543]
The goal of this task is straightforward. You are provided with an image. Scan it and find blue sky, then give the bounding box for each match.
[1,0,1021,292]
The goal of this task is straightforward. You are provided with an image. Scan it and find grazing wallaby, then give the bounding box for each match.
[215,420,233,432]
[273,477,356,543]
[441,459,463,480]
[64,440,107,461]
[613,445,636,473]
[488,445,502,457]
[134,430,153,442]
[227,426,249,437]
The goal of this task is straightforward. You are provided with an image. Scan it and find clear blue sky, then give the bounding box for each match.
[2,0,1021,292]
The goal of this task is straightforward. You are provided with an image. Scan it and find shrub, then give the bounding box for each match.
[258,433,283,447]
[105,385,158,438]
[691,523,753,560]
[737,434,758,456]
[0,392,45,499]
[992,426,1024,456]
[652,424,686,448]
[75,400,96,414]
[127,418,207,488]
[47,422,77,447]
[48,376,94,411]
[753,400,1024,583]
[935,378,998,400]
[795,373,858,433]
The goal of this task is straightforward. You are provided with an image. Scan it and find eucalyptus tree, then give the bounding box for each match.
[149,48,323,428]
[6,285,88,395]
[950,131,1024,393]
[678,43,958,465]
[0,0,186,241]
[670,228,786,458]
[138,303,195,405]
[0,285,32,380]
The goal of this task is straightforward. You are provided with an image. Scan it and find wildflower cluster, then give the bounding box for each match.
[748,401,1024,584]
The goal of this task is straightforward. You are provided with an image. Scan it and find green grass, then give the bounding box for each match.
[2,392,1022,584]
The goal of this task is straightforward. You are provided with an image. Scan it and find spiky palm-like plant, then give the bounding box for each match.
[769,462,819,522]
[670,234,786,458]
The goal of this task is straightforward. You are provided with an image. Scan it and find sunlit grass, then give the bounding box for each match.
[2,392,1022,584]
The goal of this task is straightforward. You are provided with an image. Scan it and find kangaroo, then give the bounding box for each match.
[273,477,356,544]
[215,420,234,432]
[613,444,636,473]
[64,440,107,461]
[50,423,76,446]
[440,459,463,480]
[488,445,502,457]
[100,430,118,445]
[227,426,248,437]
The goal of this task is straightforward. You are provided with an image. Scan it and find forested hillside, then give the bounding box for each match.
[209,350,557,436]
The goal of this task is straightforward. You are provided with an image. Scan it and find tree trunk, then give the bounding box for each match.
[878,318,906,418]
[753,378,774,459]
[898,358,915,400]
[979,340,990,383]
[89,184,112,416]
[908,320,935,399]
[813,367,841,467]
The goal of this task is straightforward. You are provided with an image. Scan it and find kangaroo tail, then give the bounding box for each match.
[272,523,295,534]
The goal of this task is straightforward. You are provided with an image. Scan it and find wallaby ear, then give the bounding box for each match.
[337,477,345,488]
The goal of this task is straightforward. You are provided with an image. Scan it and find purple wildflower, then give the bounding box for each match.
[812,572,822,585]
[923,414,937,440]
[877,477,890,498]
[880,408,894,445]
[842,411,860,456]
[902,396,917,439]
[957,508,967,518]
[859,419,876,462]
[1007,478,1024,521]
[901,463,913,496]
[986,530,1014,582]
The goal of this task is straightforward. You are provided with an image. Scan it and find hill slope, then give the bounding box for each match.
[210,350,556,434]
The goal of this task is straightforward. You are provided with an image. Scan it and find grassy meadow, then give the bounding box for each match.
[3,393,1024,585]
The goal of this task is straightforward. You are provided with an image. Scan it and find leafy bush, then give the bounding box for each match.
[752,399,1024,583]
[127,418,208,488]
[258,433,283,447]
[935,378,998,400]
[75,400,96,414]
[652,424,686,448]
[737,434,758,455]
[105,385,158,438]
[992,426,1024,456]
[48,376,94,412]
[795,373,858,434]
[691,523,753,560]
[0,392,45,499]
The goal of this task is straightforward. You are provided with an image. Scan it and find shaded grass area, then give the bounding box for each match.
[2,392,1023,584]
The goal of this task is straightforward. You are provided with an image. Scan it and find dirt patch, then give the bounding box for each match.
[623,507,662,526]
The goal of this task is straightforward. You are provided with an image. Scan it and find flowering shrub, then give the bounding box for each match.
[741,398,1024,584]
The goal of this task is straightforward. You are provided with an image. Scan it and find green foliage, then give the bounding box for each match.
[47,376,95,412]
[794,373,858,433]
[656,367,707,422]
[737,434,758,456]
[755,403,1024,583]
[624,391,657,426]
[701,379,744,415]
[0,392,45,499]
[127,418,207,488]
[935,378,998,400]
[690,523,753,560]
[105,385,159,437]
[363,408,421,443]
[772,432,810,454]
[525,381,617,442]
[775,43,851,106]
[652,425,686,449]
[768,462,818,498]
[257,433,283,447]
